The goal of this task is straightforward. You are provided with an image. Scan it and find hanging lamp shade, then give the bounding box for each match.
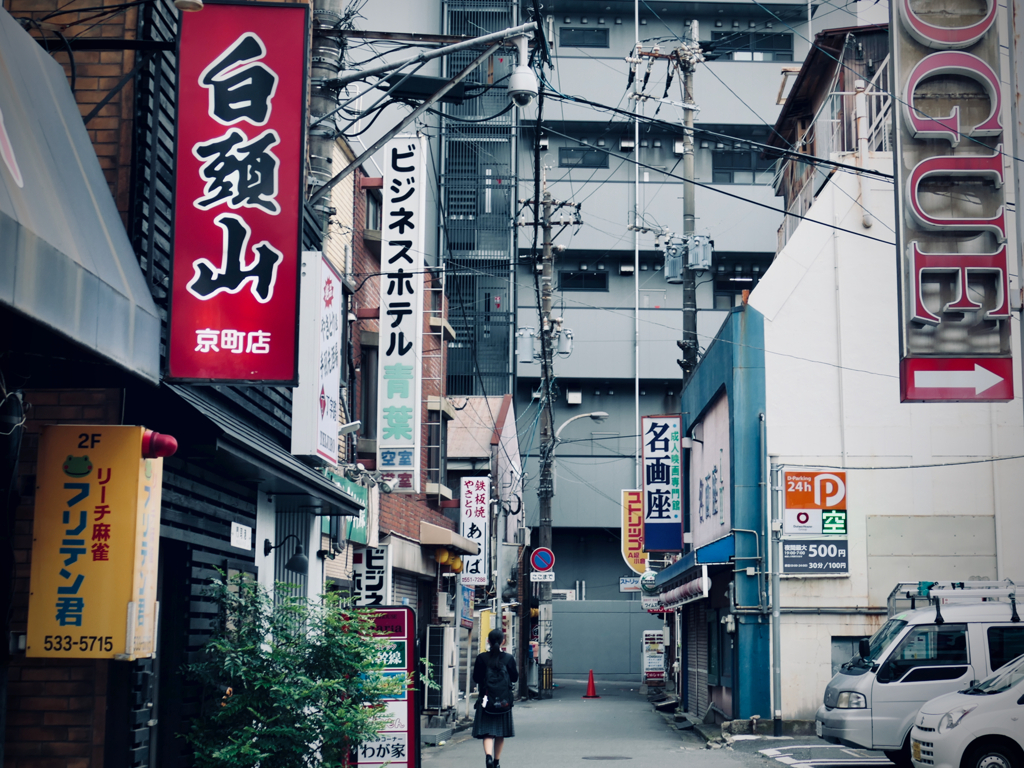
[434,548,450,564]
[285,543,309,574]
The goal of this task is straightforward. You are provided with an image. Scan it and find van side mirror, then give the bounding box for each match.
[858,638,870,659]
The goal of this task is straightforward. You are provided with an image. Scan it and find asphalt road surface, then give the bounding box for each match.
[425,678,894,768]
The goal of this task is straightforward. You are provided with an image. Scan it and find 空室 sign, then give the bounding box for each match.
[169,2,308,383]
[892,0,1013,402]
[377,136,427,492]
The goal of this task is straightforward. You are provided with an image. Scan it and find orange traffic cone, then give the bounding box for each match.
[583,669,600,699]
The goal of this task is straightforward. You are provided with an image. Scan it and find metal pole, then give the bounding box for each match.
[633,0,642,489]
[680,48,697,375]
[770,460,783,736]
[537,179,555,695]
[309,41,503,205]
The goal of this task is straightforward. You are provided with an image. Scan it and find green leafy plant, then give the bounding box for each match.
[184,573,405,768]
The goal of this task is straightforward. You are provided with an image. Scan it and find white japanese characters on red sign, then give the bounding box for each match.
[460,477,489,586]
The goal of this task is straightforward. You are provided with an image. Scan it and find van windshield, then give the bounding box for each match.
[964,653,1024,695]
[857,619,907,667]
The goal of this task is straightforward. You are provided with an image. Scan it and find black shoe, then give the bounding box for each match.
[486,756,494,768]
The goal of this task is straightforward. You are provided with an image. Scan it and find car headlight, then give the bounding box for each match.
[835,691,867,709]
[937,706,976,734]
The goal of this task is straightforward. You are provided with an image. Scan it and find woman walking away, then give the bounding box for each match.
[472,628,519,768]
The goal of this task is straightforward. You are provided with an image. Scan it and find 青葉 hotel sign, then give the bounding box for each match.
[892,0,1014,402]
[169,2,308,383]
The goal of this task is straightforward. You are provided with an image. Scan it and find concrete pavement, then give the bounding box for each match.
[423,678,893,768]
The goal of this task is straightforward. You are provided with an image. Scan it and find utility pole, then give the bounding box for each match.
[677,24,701,377]
[519,175,581,698]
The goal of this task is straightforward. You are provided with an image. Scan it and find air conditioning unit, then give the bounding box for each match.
[425,625,458,710]
[552,589,576,601]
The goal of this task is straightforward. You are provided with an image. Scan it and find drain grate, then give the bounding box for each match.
[582,758,633,761]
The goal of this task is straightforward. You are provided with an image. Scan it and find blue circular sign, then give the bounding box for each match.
[530,547,555,572]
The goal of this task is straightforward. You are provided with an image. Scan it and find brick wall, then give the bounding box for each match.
[3,0,139,221]
[6,389,123,768]
[350,169,456,542]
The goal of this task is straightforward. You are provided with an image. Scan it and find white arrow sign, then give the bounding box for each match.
[914,364,1004,395]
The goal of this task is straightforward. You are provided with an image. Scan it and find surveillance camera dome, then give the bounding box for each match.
[508,65,538,107]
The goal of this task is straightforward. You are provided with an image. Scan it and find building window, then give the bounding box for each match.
[427,420,447,487]
[366,190,382,231]
[712,144,775,184]
[560,27,609,48]
[710,31,793,61]
[559,147,609,169]
[559,271,609,291]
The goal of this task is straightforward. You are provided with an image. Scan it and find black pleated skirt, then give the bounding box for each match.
[471,704,515,739]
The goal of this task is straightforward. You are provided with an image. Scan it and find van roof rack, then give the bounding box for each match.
[886,579,1017,618]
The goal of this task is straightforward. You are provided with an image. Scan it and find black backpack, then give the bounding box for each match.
[482,654,513,714]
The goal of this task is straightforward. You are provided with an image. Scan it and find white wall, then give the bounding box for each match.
[748,155,1024,719]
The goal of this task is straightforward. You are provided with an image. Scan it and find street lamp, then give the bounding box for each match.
[536,410,609,696]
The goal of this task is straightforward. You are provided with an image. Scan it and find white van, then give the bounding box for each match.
[815,581,1023,766]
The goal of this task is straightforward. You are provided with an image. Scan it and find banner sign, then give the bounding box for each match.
[27,426,162,659]
[291,252,342,464]
[353,546,392,606]
[356,606,418,768]
[460,477,489,586]
[641,416,682,551]
[376,136,427,492]
[169,2,307,383]
[892,0,1013,402]
[689,394,732,549]
[620,489,647,574]
[641,630,666,683]
[460,584,474,630]
[782,539,849,576]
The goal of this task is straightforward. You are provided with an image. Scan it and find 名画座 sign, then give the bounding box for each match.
[460,477,489,586]
[27,426,163,659]
[291,251,343,465]
[170,2,309,383]
[620,489,647,575]
[641,416,682,551]
[376,136,427,493]
[689,394,732,549]
[892,0,1013,402]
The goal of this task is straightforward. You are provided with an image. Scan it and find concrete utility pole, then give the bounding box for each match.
[520,174,582,698]
[677,24,701,376]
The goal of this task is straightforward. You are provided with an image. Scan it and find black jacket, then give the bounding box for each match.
[473,650,519,698]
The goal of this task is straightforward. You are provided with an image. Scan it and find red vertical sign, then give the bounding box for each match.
[169,2,307,383]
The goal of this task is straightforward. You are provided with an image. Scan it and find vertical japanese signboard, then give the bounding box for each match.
[460,477,489,586]
[641,416,682,551]
[892,0,1013,402]
[353,546,392,606]
[27,426,162,659]
[377,136,427,492]
[621,489,647,574]
[356,606,419,768]
[292,252,342,465]
[169,2,308,383]
[689,395,732,549]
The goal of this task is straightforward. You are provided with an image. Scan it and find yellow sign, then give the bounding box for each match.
[27,426,162,659]
[621,489,647,575]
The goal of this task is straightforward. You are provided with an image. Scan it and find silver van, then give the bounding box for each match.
[815,581,1023,766]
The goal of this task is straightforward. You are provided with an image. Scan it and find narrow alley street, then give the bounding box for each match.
[425,679,894,768]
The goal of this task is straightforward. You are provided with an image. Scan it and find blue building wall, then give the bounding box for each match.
[679,305,769,720]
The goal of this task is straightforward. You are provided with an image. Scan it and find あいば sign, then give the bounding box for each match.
[27,426,163,659]
[376,136,427,493]
[169,2,308,383]
[460,477,490,586]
